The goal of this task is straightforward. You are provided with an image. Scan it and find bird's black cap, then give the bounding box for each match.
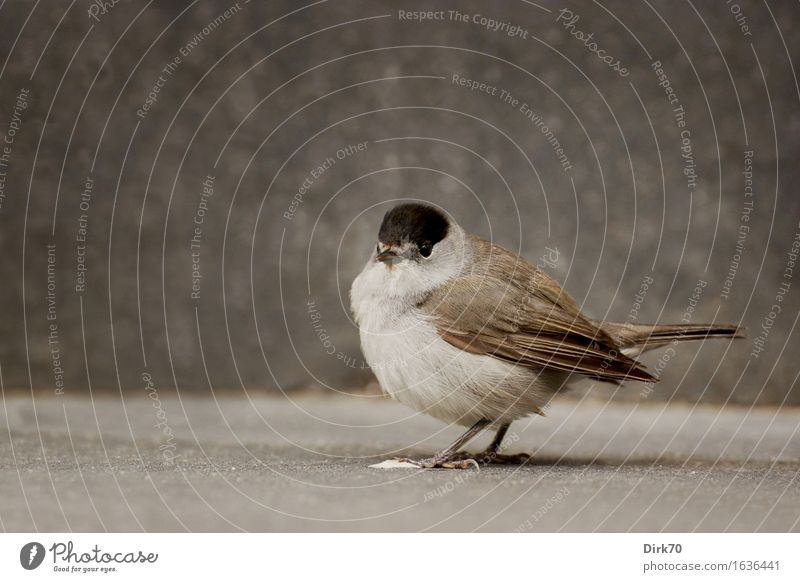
[378,203,449,247]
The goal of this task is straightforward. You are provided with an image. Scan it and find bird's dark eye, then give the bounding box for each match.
[419,242,432,258]
[376,243,380,254]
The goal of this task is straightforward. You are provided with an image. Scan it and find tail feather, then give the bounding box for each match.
[599,321,745,355]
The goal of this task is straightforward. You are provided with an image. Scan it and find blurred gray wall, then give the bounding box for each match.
[0,0,798,405]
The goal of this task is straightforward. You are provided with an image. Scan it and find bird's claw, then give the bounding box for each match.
[451,451,532,465]
[391,456,481,470]
[385,450,531,469]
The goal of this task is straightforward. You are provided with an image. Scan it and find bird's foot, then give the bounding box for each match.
[389,455,481,470]
[373,451,529,470]
[451,450,532,466]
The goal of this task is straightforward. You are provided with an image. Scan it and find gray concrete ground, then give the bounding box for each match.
[0,392,798,532]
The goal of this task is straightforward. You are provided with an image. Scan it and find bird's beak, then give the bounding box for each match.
[376,249,401,265]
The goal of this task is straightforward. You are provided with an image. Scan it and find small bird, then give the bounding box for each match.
[350,203,743,468]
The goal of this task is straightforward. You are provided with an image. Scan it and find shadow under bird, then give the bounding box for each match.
[350,203,743,469]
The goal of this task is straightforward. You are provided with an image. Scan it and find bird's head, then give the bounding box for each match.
[375,203,450,265]
[364,202,468,297]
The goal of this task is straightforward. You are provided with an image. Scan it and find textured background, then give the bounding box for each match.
[0,0,798,405]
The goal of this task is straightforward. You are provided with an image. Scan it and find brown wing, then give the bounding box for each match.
[420,238,655,384]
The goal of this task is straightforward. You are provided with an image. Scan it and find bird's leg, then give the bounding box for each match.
[393,419,490,469]
[467,423,532,465]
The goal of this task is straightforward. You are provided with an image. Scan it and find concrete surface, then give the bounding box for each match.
[1,392,798,532]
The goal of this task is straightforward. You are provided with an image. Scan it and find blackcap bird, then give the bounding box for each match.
[350,203,743,469]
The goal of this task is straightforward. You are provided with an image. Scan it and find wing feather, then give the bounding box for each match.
[421,238,656,384]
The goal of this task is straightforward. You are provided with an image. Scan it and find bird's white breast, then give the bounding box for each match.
[350,260,555,426]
